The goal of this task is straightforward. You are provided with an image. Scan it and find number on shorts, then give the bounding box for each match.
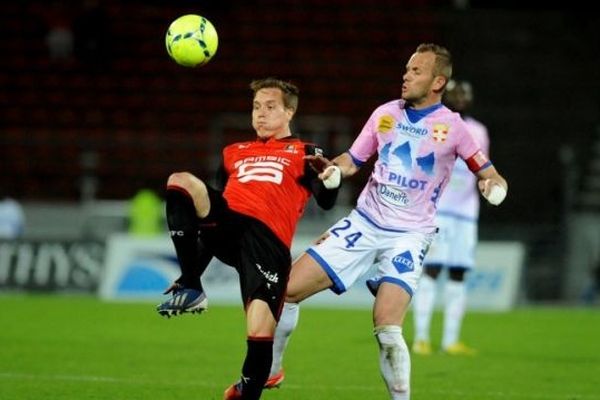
[330,219,363,249]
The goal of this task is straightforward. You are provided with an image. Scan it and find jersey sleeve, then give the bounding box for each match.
[456,119,492,173]
[478,125,490,158]
[301,143,338,210]
[214,151,229,190]
[467,117,490,157]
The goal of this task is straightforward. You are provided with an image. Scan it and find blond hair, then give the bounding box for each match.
[415,43,453,84]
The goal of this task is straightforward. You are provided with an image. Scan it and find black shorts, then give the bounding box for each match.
[198,185,291,321]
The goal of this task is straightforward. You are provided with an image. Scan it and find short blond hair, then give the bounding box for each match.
[415,43,453,83]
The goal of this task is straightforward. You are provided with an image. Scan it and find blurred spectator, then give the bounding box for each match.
[0,197,25,239]
[581,260,600,305]
[413,79,490,356]
[73,0,112,68]
[595,263,600,303]
[129,188,163,237]
[43,1,74,62]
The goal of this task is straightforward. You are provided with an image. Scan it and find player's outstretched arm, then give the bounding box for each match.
[476,166,508,206]
[304,151,361,192]
[330,152,360,178]
[304,152,360,177]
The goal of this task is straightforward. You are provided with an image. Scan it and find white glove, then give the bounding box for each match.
[482,180,507,206]
[322,165,341,189]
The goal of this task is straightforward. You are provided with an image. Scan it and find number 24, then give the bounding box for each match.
[330,219,363,249]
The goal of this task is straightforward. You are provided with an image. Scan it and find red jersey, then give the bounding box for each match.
[221,136,324,248]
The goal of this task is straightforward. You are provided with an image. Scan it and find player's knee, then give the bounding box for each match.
[448,267,467,281]
[424,264,442,279]
[167,172,210,216]
[168,171,191,186]
[168,172,205,194]
[284,283,322,303]
[285,256,332,303]
[373,283,412,326]
[374,325,405,345]
[284,291,303,303]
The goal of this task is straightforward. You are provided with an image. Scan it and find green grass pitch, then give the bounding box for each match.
[0,294,598,400]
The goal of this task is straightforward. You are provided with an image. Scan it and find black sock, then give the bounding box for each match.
[239,338,273,400]
[166,187,203,291]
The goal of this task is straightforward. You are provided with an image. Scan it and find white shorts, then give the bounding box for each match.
[306,209,435,297]
[424,212,477,269]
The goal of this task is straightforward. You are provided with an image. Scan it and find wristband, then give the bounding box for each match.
[322,165,341,189]
[486,184,506,206]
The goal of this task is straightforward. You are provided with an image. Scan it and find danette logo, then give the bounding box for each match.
[378,184,409,207]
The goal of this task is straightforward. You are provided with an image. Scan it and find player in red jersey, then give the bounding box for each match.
[156,77,340,400]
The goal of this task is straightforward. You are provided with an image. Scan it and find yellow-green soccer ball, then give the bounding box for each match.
[165,14,218,67]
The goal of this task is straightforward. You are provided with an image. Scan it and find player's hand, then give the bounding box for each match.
[479,179,507,206]
[320,165,341,189]
[304,154,332,173]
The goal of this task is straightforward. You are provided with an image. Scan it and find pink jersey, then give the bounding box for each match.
[435,116,490,220]
[349,100,489,233]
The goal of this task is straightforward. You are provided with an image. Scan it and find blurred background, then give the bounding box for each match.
[1,0,599,305]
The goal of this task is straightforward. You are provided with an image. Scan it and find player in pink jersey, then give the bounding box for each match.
[412,79,490,356]
[265,44,508,399]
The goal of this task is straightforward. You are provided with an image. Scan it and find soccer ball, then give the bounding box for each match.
[165,14,218,67]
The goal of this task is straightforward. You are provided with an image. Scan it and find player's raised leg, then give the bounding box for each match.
[157,172,211,317]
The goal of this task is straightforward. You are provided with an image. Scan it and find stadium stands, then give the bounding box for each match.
[0,0,437,200]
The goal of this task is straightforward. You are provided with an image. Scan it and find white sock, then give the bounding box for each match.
[442,280,466,348]
[270,302,300,376]
[413,274,437,342]
[374,325,410,400]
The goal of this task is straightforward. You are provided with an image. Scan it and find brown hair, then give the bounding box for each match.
[415,43,453,84]
[250,78,299,112]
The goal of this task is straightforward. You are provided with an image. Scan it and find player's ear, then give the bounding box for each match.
[433,76,447,93]
[286,107,295,120]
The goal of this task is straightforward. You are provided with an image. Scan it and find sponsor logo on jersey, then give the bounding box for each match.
[432,123,449,143]
[284,144,298,154]
[378,115,395,133]
[378,184,409,207]
[392,251,414,273]
[237,161,284,184]
[387,172,427,190]
[234,156,291,184]
[235,155,291,167]
[255,263,279,283]
[396,122,428,138]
